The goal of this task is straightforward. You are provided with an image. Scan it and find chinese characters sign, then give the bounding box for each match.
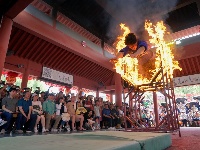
[42,67,73,85]
[173,74,200,87]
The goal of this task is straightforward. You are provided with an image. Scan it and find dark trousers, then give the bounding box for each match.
[113,117,121,126]
[16,113,37,131]
[182,119,187,127]
[1,111,13,131]
[103,117,113,127]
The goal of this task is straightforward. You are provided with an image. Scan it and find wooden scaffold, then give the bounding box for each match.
[122,66,181,136]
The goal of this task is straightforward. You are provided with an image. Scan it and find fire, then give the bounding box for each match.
[145,21,182,80]
[113,21,182,86]
[116,23,130,52]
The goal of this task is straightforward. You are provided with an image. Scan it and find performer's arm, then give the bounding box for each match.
[110,47,126,63]
[115,52,123,59]
[130,46,145,58]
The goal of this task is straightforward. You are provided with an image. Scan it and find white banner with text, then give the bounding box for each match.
[42,67,73,85]
[173,74,200,87]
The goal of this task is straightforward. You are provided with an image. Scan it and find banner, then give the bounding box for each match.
[42,67,73,85]
[173,74,200,87]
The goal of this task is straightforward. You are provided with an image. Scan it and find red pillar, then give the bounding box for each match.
[21,61,30,88]
[153,91,159,127]
[0,16,13,75]
[96,88,99,98]
[110,91,113,103]
[129,93,133,109]
[115,73,122,106]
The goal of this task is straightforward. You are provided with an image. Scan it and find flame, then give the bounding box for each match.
[144,20,182,80]
[116,23,130,51]
[113,21,182,86]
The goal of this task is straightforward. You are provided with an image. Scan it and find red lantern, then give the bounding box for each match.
[7,71,18,78]
[6,71,18,84]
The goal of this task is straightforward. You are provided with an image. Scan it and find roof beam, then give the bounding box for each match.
[13,10,113,70]
[6,0,34,19]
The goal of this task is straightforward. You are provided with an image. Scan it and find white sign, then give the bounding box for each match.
[42,67,73,85]
[173,74,200,87]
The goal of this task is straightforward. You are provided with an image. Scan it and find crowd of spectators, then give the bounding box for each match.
[177,99,200,127]
[0,83,124,134]
[1,81,199,135]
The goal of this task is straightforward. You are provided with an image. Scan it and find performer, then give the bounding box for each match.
[111,33,155,85]
[116,33,148,59]
[111,33,155,67]
[112,32,155,64]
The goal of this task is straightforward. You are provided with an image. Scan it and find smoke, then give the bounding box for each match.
[105,0,179,42]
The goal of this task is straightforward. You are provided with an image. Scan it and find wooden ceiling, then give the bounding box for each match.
[8,26,115,85]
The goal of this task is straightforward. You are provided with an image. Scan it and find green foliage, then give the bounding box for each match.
[27,79,48,92]
[174,85,200,95]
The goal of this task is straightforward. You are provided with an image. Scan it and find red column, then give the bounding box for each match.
[129,93,133,109]
[21,61,30,88]
[110,91,113,103]
[153,91,159,127]
[0,16,13,75]
[115,73,122,106]
[96,88,99,98]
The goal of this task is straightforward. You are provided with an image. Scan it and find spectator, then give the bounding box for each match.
[56,97,69,131]
[43,93,61,132]
[180,112,188,127]
[110,104,121,129]
[102,103,113,129]
[93,100,101,129]
[84,110,95,130]
[1,87,18,134]
[84,96,93,111]
[32,93,46,133]
[16,90,37,133]
[66,95,76,131]
[0,87,7,109]
[39,92,46,104]
[0,111,7,127]
[75,101,87,130]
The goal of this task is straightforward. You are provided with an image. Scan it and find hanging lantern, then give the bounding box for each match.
[6,71,18,84]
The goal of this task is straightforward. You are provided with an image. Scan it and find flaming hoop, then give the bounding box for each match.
[113,21,182,86]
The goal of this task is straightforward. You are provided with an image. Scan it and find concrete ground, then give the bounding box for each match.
[0,130,171,150]
[167,127,200,150]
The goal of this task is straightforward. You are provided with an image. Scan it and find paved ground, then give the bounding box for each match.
[167,127,200,150]
[1,127,199,150]
[0,130,171,150]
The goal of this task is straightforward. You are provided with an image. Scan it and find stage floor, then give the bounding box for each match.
[0,131,171,150]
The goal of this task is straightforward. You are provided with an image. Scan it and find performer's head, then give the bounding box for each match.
[125,33,137,50]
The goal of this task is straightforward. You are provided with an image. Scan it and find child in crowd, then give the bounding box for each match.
[84,110,95,130]
[93,100,101,129]
[56,97,69,131]
[60,112,70,132]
